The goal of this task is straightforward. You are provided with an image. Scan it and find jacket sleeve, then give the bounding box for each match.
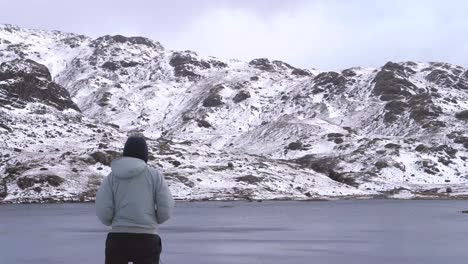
[154,170,175,224]
[95,174,114,226]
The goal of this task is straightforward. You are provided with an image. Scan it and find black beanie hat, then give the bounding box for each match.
[123,136,149,163]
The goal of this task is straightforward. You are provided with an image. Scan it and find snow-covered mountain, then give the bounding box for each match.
[1,24,468,203]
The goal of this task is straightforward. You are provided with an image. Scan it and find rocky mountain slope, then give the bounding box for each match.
[1,24,468,203]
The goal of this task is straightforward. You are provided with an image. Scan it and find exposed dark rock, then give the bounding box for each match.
[170,52,210,69]
[426,69,456,87]
[232,90,251,103]
[97,92,112,107]
[5,163,29,176]
[381,61,416,76]
[90,150,120,166]
[334,138,344,144]
[295,155,339,174]
[454,136,468,144]
[328,171,357,186]
[0,180,7,198]
[0,123,12,132]
[313,72,347,94]
[233,82,247,90]
[327,133,344,138]
[408,93,442,122]
[0,59,80,111]
[272,60,295,70]
[446,187,453,193]
[44,175,65,187]
[235,175,263,184]
[291,68,311,76]
[16,175,64,189]
[375,161,388,170]
[169,174,195,187]
[126,36,160,48]
[372,62,417,98]
[196,119,212,128]
[250,76,259,81]
[172,160,181,167]
[92,35,161,49]
[249,58,275,72]
[385,101,408,115]
[294,156,354,185]
[203,93,223,107]
[384,112,399,123]
[385,143,401,149]
[0,59,51,80]
[101,61,120,71]
[373,70,415,97]
[415,144,429,153]
[341,69,357,77]
[60,35,87,48]
[287,141,303,150]
[120,61,139,68]
[173,66,200,79]
[169,52,210,79]
[422,120,446,128]
[455,110,468,120]
[0,38,12,45]
[17,177,35,189]
[203,86,224,107]
[209,59,228,68]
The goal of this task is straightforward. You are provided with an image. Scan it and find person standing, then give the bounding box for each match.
[96,136,175,264]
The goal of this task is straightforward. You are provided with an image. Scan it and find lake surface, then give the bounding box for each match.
[1,200,468,264]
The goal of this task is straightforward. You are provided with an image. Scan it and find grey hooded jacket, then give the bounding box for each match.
[95,157,175,234]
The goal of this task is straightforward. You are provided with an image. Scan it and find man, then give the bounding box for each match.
[96,136,175,264]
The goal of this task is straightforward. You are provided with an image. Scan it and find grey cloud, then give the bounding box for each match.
[0,0,467,70]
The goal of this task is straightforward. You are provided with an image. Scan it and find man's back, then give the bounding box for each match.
[95,136,174,264]
[96,156,174,234]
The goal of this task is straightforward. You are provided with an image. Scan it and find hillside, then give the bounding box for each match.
[1,24,468,203]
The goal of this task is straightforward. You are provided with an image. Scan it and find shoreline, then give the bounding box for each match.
[2,193,468,204]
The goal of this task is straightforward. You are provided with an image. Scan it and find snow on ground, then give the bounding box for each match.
[1,24,468,203]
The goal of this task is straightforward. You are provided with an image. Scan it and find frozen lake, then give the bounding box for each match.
[1,200,468,264]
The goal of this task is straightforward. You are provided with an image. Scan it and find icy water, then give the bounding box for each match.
[1,200,468,264]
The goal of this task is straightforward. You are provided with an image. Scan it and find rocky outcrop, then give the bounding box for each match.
[0,59,80,111]
[91,35,162,50]
[249,58,275,72]
[312,72,347,94]
[372,62,417,100]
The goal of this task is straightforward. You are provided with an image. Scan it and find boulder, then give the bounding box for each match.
[287,141,303,150]
[101,61,120,71]
[455,110,468,120]
[203,93,223,107]
[90,150,120,166]
[232,90,251,103]
[196,119,212,128]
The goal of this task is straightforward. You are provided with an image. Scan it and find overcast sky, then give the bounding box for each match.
[1,0,467,70]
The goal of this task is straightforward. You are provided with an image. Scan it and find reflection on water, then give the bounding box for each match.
[1,200,468,264]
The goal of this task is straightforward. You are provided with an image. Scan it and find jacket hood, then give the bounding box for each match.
[111,157,147,179]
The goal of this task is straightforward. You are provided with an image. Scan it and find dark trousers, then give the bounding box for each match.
[105,233,162,264]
